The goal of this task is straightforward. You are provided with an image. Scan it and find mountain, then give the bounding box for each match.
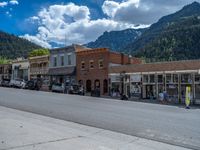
[85,28,146,52]
[0,31,42,59]
[125,1,200,61]
[136,15,200,62]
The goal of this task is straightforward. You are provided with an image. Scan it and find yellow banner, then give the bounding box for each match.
[185,86,191,107]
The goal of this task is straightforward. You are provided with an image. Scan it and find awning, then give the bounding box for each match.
[48,66,76,76]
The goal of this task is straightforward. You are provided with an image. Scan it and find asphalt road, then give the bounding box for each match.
[0,87,200,150]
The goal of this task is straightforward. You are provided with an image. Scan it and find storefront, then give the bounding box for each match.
[142,74,156,99]
[130,74,142,98]
[109,60,200,104]
[110,74,121,97]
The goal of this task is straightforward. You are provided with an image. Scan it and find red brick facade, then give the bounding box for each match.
[76,48,141,95]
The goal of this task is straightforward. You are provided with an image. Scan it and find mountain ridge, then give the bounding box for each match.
[0,30,42,59]
[85,28,146,52]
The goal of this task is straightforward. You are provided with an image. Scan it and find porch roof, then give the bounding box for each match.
[109,60,200,74]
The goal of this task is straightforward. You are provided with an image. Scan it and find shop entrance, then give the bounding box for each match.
[86,80,92,92]
[146,85,156,99]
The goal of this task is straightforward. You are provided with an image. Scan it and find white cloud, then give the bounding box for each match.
[21,34,52,49]
[22,3,141,48]
[102,0,200,24]
[30,16,39,21]
[9,0,19,5]
[0,2,8,7]
[23,0,200,48]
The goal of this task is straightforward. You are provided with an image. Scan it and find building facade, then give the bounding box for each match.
[12,58,30,81]
[48,45,82,85]
[109,60,200,104]
[0,64,12,80]
[29,55,49,79]
[76,48,142,96]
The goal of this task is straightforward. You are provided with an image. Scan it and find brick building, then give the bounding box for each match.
[76,48,142,96]
[109,60,200,104]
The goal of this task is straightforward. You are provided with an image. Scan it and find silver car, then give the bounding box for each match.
[52,83,64,93]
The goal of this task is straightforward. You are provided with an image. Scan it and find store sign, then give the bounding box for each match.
[110,75,121,82]
[168,84,176,89]
[130,74,141,82]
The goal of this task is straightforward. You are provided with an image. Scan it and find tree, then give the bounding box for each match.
[0,56,10,64]
[29,49,50,57]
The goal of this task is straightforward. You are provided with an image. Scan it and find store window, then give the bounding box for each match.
[195,74,200,83]
[166,74,172,83]
[143,75,149,83]
[181,74,192,83]
[158,75,163,83]
[150,74,155,83]
[90,60,94,69]
[195,84,200,99]
[81,61,85,69]
[173,74,178,83]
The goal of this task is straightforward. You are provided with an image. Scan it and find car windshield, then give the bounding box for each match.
[54,83,62,86]
[16,79,23,82]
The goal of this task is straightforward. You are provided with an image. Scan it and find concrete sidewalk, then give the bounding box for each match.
[0,106,190,150]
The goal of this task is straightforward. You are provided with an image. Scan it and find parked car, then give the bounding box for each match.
[25,79,42,90]
[10,79,26,88]
[52,83,65,93]
[1,79,11,87]
[68,84,84,95]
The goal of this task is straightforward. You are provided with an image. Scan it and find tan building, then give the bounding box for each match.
[109,60,200,104]
[76,48,142,96]
[29,55,49,79]
[12,58,30,81]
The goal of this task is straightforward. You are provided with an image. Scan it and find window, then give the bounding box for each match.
[81,61,85,69]
[99,59,103,68]
[60,55,64,66]
[53,56,57,67]
[166,74,172,83]
[143,75,149,83]
[181,74,192,83]
[195,74,200,82]
[67,54,72,65]
[90,60,94,69]
[158,75,163,83]
[149,74,155,83]
[173,74,178,83]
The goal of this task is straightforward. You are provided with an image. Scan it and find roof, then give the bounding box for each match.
[109,59,200,74]
[76,47,108,54]
[29,55,49,60]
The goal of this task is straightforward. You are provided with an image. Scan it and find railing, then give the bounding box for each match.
[30,68,48,75]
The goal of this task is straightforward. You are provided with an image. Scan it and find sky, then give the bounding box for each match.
[0,0,200,48]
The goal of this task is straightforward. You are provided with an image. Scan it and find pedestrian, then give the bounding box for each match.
[163,90,168,104]
[159,91,164,104]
